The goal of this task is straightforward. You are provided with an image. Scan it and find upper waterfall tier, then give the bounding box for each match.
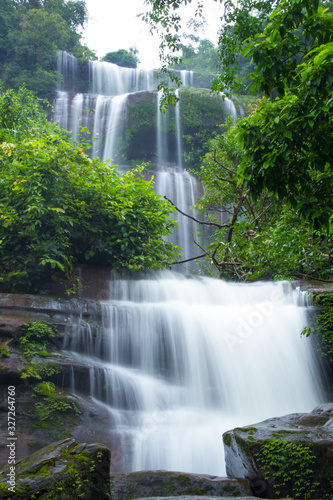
[56,51,213,95]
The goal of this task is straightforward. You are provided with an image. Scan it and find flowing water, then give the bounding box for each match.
[60,272,324,475]
[53,52,325,475]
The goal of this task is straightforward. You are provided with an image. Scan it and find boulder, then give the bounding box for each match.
[0,384,115,465]
[132,497,265,500]
[110,470,252,499]
[0,438,110,499]
[223,403,333,498]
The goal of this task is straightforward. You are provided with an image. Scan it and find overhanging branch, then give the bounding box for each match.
[164,196,229,229]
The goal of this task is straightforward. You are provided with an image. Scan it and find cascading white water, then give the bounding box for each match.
[153,170,202,266]
[53,52,326,477]
[62,272,324,475]
[157,90,170,167]
[175,89,182,169]
[57,50,77,91]
[101,93,129,163]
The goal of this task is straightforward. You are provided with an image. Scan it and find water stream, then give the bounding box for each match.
[61,273,324,475]
[53,52,325,476]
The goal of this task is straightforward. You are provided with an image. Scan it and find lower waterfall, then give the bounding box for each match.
[61,271,324,476]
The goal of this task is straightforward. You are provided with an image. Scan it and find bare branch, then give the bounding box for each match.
[213,151,237,176]
[164,196,230,229]
[215,174,237,186]
[250,202,273,225]
[171,253,206,265]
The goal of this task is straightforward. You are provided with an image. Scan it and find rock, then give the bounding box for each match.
[132,497,286,500]
[223,403,333,498]
[0,385,115,465]
[132,497,266,500]
[0,438,111,499]
[110,471,252,499]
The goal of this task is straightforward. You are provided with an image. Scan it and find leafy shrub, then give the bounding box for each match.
[0,85,178,292]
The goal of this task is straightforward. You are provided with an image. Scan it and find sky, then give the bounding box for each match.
[82,0,224,68]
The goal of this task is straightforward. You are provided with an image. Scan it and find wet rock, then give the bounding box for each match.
[110,471,252,499]
[0,384,115,465]
[133,497,271,500]
[223,403,333,498]
[0,438,111,499]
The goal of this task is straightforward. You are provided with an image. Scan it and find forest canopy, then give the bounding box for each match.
[0,0,96,97]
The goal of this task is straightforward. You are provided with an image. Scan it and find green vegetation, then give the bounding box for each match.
[101,48,139,68]
[32,381,81,421]
[180,88,227,169]
[143,0,333,281]
[173,38,219,74]
[0,345,10,358]
[0,84,178,292]
[18,322,55,360]
[303,294,333,362]
[0,0,94,97]
[192,122,332,280]
[255,439,319,498]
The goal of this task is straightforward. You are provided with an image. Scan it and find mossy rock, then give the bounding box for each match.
[223,403,333,498]
[0,438,110,499]
[110,470,251,499]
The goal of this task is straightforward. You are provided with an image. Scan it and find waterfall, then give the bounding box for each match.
[157,90,170,167]
[61,273,324,475]
[52,52,326,477]
[175,89,182,169]
[57,50,77,91]
[101,93,129,163]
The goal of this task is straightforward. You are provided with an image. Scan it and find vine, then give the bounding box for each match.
[255,439,319,498]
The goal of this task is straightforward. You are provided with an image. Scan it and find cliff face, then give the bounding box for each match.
[0,287,116,465]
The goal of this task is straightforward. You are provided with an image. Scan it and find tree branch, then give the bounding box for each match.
[164,196,230,229]
[213,150,237,176]
[170,253,206,265]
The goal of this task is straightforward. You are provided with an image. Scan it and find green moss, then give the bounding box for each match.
[0,345,10,358]
[241,426,257,434]
[255,439,319,498]
[184,486,210,495]
[223,433,232,447]
[178,474,190,485]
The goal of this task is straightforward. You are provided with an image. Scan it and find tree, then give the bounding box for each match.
[0,85,179,292]
[237,0,333,228]
[101,49,139,69]
[143,0,333,232]
[178,123,333,281]
[141,0,278,105]
[0,0,91,96]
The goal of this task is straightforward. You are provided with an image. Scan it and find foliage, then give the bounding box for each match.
[237,0,333,229]
[0,345,10,358]
[0,0,90,96]
[193,123,333,280]
[18,321,59,381]
[212,0,278,96]
[101,49,139,68]
[180,87,227,169]
[302,293,333,362]
[172,27,219,73]
[141,0,276,104]
[0,85,179,292]
[255,439,319,498]
[32,382,81,421]
[142,0,333,234]
[18,322,55,361]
